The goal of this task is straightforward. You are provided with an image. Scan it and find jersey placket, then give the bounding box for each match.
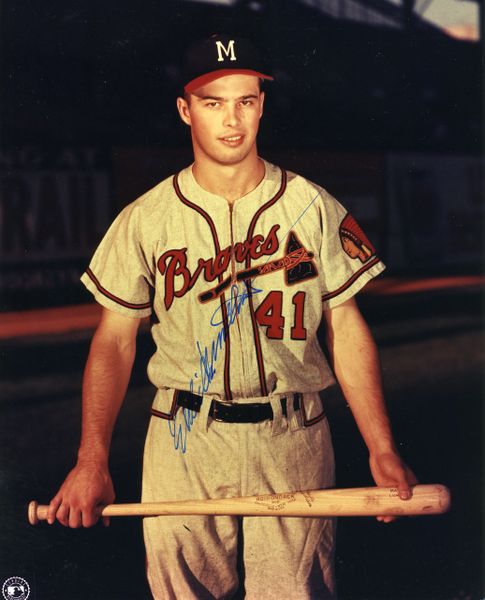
[228,202,253,398]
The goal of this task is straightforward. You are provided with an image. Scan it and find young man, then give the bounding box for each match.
[48,34,416,599]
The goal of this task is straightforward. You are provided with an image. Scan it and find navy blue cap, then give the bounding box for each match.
[183,34,273,93]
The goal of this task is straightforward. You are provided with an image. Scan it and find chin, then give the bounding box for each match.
[217,146,255,166]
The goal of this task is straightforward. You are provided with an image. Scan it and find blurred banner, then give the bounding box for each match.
[0,147,112,309]
[1,148,482,311]
[386,154,483,269]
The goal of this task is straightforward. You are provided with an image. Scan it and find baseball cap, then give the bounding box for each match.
[183,33,273,94]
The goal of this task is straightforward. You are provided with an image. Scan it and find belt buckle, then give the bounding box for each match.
[210,397,297,423]
[211,399,233,422]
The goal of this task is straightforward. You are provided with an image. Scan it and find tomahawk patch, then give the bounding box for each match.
[285,232,318,284]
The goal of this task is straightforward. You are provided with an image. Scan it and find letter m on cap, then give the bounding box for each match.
[215,40,236,62]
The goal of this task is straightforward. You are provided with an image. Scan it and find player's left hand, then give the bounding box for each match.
[369,451,418,523]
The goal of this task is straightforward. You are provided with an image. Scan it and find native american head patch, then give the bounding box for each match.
[339,214,376,264]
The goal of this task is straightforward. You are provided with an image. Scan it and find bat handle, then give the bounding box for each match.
[28,500,40,525]
[28,500,106,525]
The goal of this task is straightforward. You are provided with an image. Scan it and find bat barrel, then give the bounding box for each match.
[301,484,451,517]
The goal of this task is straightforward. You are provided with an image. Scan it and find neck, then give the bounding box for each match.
[192,152,265,204]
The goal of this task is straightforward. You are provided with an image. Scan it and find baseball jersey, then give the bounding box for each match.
[81,160,385,410]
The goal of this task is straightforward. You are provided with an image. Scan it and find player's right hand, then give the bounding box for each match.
[47,460,115,528]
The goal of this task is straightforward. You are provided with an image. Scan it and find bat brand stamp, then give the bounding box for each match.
[255,492,296,511]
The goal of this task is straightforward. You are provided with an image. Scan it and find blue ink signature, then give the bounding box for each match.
[170,186,324,454]
[210,281,263,327]
[169,282,262,454]
[168,407,197,454]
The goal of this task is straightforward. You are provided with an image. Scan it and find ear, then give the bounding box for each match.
[258,91,265,119]
[177,96,191,126]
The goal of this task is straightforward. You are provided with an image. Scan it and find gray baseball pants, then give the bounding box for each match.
[142,390,336,599]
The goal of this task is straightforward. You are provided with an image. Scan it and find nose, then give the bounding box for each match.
[223,103,240,127]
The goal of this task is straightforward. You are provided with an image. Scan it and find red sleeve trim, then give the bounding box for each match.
[85,268,151,310]
[321,257,381,303]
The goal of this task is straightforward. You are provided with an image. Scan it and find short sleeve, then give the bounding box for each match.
[80,203,154,318]
[319,193,385,309]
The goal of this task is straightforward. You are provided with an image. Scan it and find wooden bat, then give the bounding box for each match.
[28,484,450,525]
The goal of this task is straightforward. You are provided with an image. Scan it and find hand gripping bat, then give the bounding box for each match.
[28,484,450,524]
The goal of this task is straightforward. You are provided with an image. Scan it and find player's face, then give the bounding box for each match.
[177,74,265,167]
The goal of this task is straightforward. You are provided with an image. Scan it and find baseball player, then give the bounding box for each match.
[47,34,416,599]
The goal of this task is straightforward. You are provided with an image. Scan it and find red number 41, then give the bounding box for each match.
[254,291,307,340]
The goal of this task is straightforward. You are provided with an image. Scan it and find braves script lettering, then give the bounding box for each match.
[157,224,279,309]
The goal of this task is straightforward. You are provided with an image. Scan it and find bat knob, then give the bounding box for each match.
[28,500,39,525]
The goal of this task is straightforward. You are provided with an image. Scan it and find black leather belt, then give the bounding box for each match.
[176,390,302,424]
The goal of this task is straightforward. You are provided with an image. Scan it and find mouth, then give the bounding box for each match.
[219,134,244,146]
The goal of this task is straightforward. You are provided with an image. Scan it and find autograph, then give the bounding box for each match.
[169,281,263,453]
[168,406,197,454]
[169,187,325,454]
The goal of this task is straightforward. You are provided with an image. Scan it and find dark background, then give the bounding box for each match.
[0,1,483,599]
[1,0,481,151]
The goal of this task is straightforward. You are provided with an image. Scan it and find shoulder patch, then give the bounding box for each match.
[339,213,376,264]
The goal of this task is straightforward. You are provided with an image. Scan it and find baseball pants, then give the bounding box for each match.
[142,390,336,600]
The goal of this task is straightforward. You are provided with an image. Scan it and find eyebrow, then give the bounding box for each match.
[196,94,260,101]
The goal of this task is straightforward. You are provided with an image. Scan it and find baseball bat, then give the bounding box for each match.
[28,484,450,525]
